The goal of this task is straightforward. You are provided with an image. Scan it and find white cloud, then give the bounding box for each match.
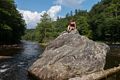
[47,5,61,20]
[18,9,46,29]
[18,5,61,29]
[17,0,86,29]
[55,0,86,7]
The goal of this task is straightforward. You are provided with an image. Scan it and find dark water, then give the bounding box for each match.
[104,44,120,80]
[0,41,43,80]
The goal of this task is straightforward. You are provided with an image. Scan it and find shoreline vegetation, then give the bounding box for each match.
[0,0,25,58]
[1,40,120,50]
[40,40,120,48]
[39,43,48,48]
[0,0,26,47]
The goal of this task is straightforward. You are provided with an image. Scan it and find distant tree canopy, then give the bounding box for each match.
[34,13,54,43]
[89,0,120,42]
[23,0,120,43]
[22,29,35,41]
[0,0,26,45]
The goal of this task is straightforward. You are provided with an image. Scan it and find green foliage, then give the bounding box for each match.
[22,29,35,41]
[89,0,120,42]
[76,16,92,38]
[35,13,54,43]
[23,0,120,43]
[0,0,26,44]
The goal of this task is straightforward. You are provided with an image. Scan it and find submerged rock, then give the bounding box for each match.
[28,30,110,80]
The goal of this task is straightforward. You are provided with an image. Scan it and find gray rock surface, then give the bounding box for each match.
[28,30,110,80]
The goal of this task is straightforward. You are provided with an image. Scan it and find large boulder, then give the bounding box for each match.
[28,30,110,80]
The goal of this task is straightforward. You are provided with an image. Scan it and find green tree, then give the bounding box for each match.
[89,0,120,42]
[76,16,92,38]
[0,0,26,44]
[35,13,53,43]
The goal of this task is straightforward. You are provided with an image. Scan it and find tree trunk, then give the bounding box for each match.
[70,65,120,80]
[82,65,120,80]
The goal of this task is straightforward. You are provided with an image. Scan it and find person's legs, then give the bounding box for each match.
[68,27,75,32]
[70,27,75,31]
[69,27,72,32]
[67,27,71,32]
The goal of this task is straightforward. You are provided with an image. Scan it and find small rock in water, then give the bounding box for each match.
[1,64,8,68]
[19,62,24,65]
[0,68,9,73]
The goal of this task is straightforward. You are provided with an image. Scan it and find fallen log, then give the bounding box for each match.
[70,65,120,80]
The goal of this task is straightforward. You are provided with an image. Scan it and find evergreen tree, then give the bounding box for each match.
[35,13,53,43]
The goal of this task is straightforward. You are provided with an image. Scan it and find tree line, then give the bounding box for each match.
[23,0,120,43]
[0,0,26,45]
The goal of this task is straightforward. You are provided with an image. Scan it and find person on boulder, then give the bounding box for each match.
[67,20,76,32]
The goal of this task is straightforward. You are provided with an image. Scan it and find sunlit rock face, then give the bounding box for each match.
[29,29,110,80]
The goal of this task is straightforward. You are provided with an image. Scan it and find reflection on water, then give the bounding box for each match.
[104,44,120,80]
[0,41,43,80]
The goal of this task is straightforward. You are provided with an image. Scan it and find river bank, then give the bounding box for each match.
[0,43,23,60]
[39,43,48,48]
[0,44,22,50]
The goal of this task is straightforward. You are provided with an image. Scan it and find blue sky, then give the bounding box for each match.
[15,0,101,29]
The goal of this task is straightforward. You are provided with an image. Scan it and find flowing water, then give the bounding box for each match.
[0,41,43,80]
[0,41,120,80]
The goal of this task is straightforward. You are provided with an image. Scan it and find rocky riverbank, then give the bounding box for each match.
[28,30,110,80]
[0,44,22,59]
[0,44,21,50]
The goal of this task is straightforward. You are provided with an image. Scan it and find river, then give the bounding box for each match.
[0,41,120,80]
[104,44,120,80]
[0,41,43,80]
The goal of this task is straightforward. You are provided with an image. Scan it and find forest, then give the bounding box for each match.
[23,0,120,44]
[0,0,26,45]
